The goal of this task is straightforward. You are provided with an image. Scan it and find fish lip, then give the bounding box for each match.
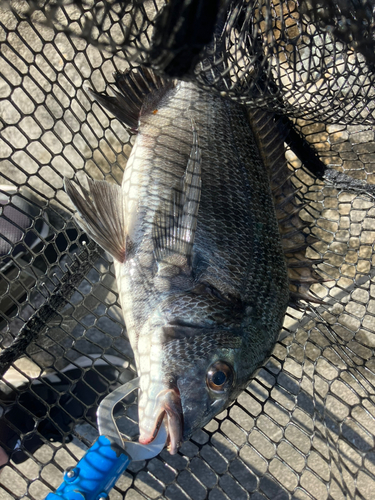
[139,387,183,455]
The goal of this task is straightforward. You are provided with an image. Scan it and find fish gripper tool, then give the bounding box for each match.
[46,377,167,500]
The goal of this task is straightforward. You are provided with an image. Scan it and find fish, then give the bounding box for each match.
[65,67,322,454]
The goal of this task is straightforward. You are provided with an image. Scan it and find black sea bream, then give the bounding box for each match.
[65,68,320,453]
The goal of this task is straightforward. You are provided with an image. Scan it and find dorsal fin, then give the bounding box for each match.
[64,177,126,263]
[89,67,176,130]
[249,108,325,309]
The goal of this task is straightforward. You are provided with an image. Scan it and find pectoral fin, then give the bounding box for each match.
[64,177,126,263]
[153,126,201,266]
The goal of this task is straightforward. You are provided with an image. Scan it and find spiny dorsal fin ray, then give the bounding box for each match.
[289,292,325,309]
[153,124,201,268]
[64,177,126,263]
[287,258,324,269]
[249,108,326,310]
[89,67,176,130]
[249,109,289,182]
[277,203,307,223]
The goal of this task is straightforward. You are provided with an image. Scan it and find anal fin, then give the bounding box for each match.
[89,67,176,130]
[64,177,126,263]
[153,125,201,267]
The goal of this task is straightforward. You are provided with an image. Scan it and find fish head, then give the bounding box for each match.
[137,318,276,454]
[174,337,241,442]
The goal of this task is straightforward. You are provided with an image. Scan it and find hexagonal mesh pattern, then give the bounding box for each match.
[1,1,375,500]
[19,0,375,123]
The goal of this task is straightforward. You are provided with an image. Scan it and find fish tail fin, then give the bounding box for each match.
[64,177,127,263]
[89,67,176,130]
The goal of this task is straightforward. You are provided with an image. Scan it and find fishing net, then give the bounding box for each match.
[1,0,375,499]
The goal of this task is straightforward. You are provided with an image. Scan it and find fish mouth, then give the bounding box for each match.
[138,387,183,455]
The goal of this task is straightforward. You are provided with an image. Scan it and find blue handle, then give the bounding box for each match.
[46,435,131,500]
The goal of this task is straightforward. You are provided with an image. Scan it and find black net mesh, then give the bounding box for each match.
[1,1,375,499]
[20,0,375,123]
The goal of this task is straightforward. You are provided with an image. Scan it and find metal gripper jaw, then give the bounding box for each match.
[46,377,167,500]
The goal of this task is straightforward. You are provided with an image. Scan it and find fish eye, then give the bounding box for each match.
[206,361,234,393]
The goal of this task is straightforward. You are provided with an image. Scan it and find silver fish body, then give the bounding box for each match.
[66,71,290,453]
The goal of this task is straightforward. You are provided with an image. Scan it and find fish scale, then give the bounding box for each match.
[65,68,311,454]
